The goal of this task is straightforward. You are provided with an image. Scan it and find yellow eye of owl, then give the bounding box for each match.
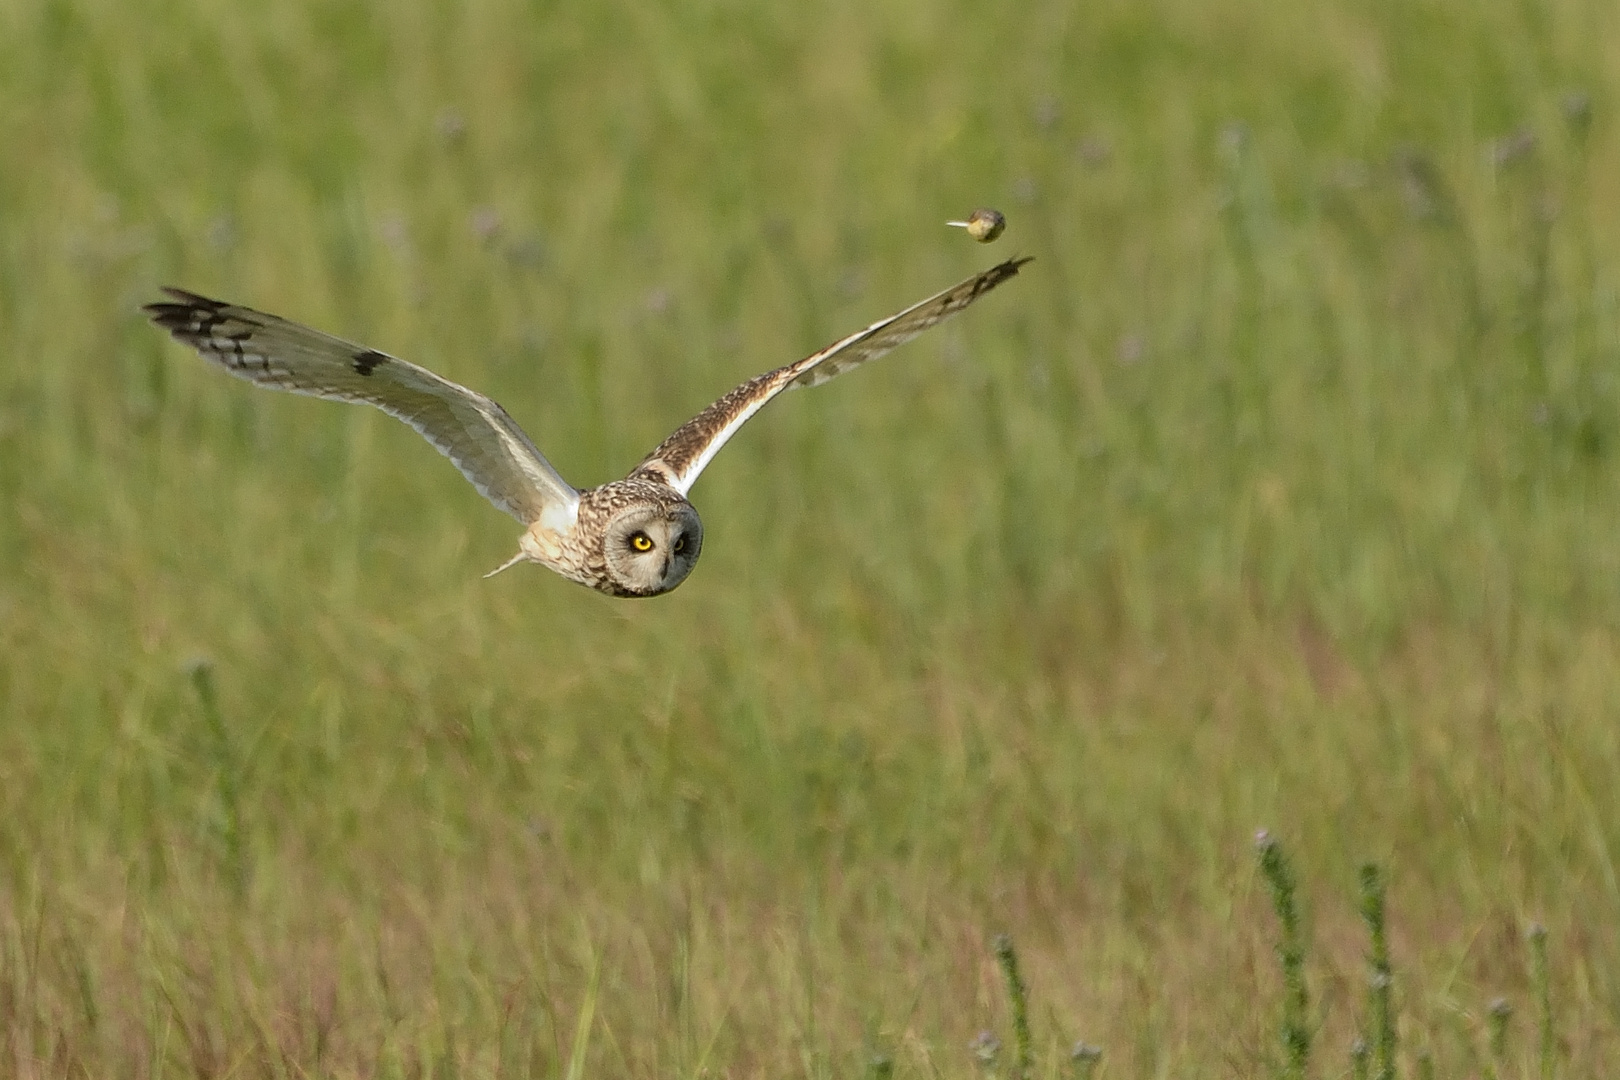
[672,536,686,554]
[630,532,654,552]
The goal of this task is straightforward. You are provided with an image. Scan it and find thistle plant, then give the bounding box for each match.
[1358,863,1396,1080]
[1070,1042,1102,1080]
[1257,830,1311,1079]
[993,934,1033,1080]
[1528,923,1554,1080]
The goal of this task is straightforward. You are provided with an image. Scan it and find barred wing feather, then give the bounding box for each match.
[145,289,579,525]
[637,257,1030,496]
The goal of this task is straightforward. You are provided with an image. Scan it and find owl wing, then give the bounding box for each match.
[636,256,1030,496]
[145,289,580,526]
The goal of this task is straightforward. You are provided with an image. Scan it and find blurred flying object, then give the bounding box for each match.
[146,257,1031,597]
[947,208,1006,243]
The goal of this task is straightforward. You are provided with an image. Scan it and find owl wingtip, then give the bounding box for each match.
[152,286,225,307]
[144,287,232,330]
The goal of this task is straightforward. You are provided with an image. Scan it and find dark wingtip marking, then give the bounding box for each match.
[144,288,233,339]
[353,349,389,376]
[144,288,227,318]
[143,303,187,328]
[989,255,1033,284]
[159,286,227,307]
[966,256,1034,301]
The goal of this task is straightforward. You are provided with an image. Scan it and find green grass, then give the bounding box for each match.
[4,0,1620,1074]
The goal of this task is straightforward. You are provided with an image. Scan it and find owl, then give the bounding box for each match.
[146,256,1030,597]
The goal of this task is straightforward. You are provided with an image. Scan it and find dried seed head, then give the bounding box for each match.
[1075,136,1112,166]
[1488,129,1537,170]
[947,207,1007,243]
[435,108,468,145]
[1562,91,1592,137]
[469,206,502,240]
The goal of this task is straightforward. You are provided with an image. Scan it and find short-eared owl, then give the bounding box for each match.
[146,257,1030,597]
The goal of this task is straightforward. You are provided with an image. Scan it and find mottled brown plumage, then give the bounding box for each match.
[527,478,701,597]
[145,256,1029,597]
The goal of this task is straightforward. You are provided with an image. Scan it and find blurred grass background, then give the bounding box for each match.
[4,0,1620,1074]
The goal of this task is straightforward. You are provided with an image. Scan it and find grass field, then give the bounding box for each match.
[5,0,1620,1075]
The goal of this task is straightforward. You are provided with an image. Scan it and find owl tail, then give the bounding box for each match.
[483,549,530,579]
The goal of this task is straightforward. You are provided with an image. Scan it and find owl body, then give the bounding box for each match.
[146,256,1029,598]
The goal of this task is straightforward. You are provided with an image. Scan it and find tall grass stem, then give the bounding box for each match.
[1485,997,1512,1080]
[188,659,247,901]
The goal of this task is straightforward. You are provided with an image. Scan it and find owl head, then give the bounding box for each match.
[602,500,704,596]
